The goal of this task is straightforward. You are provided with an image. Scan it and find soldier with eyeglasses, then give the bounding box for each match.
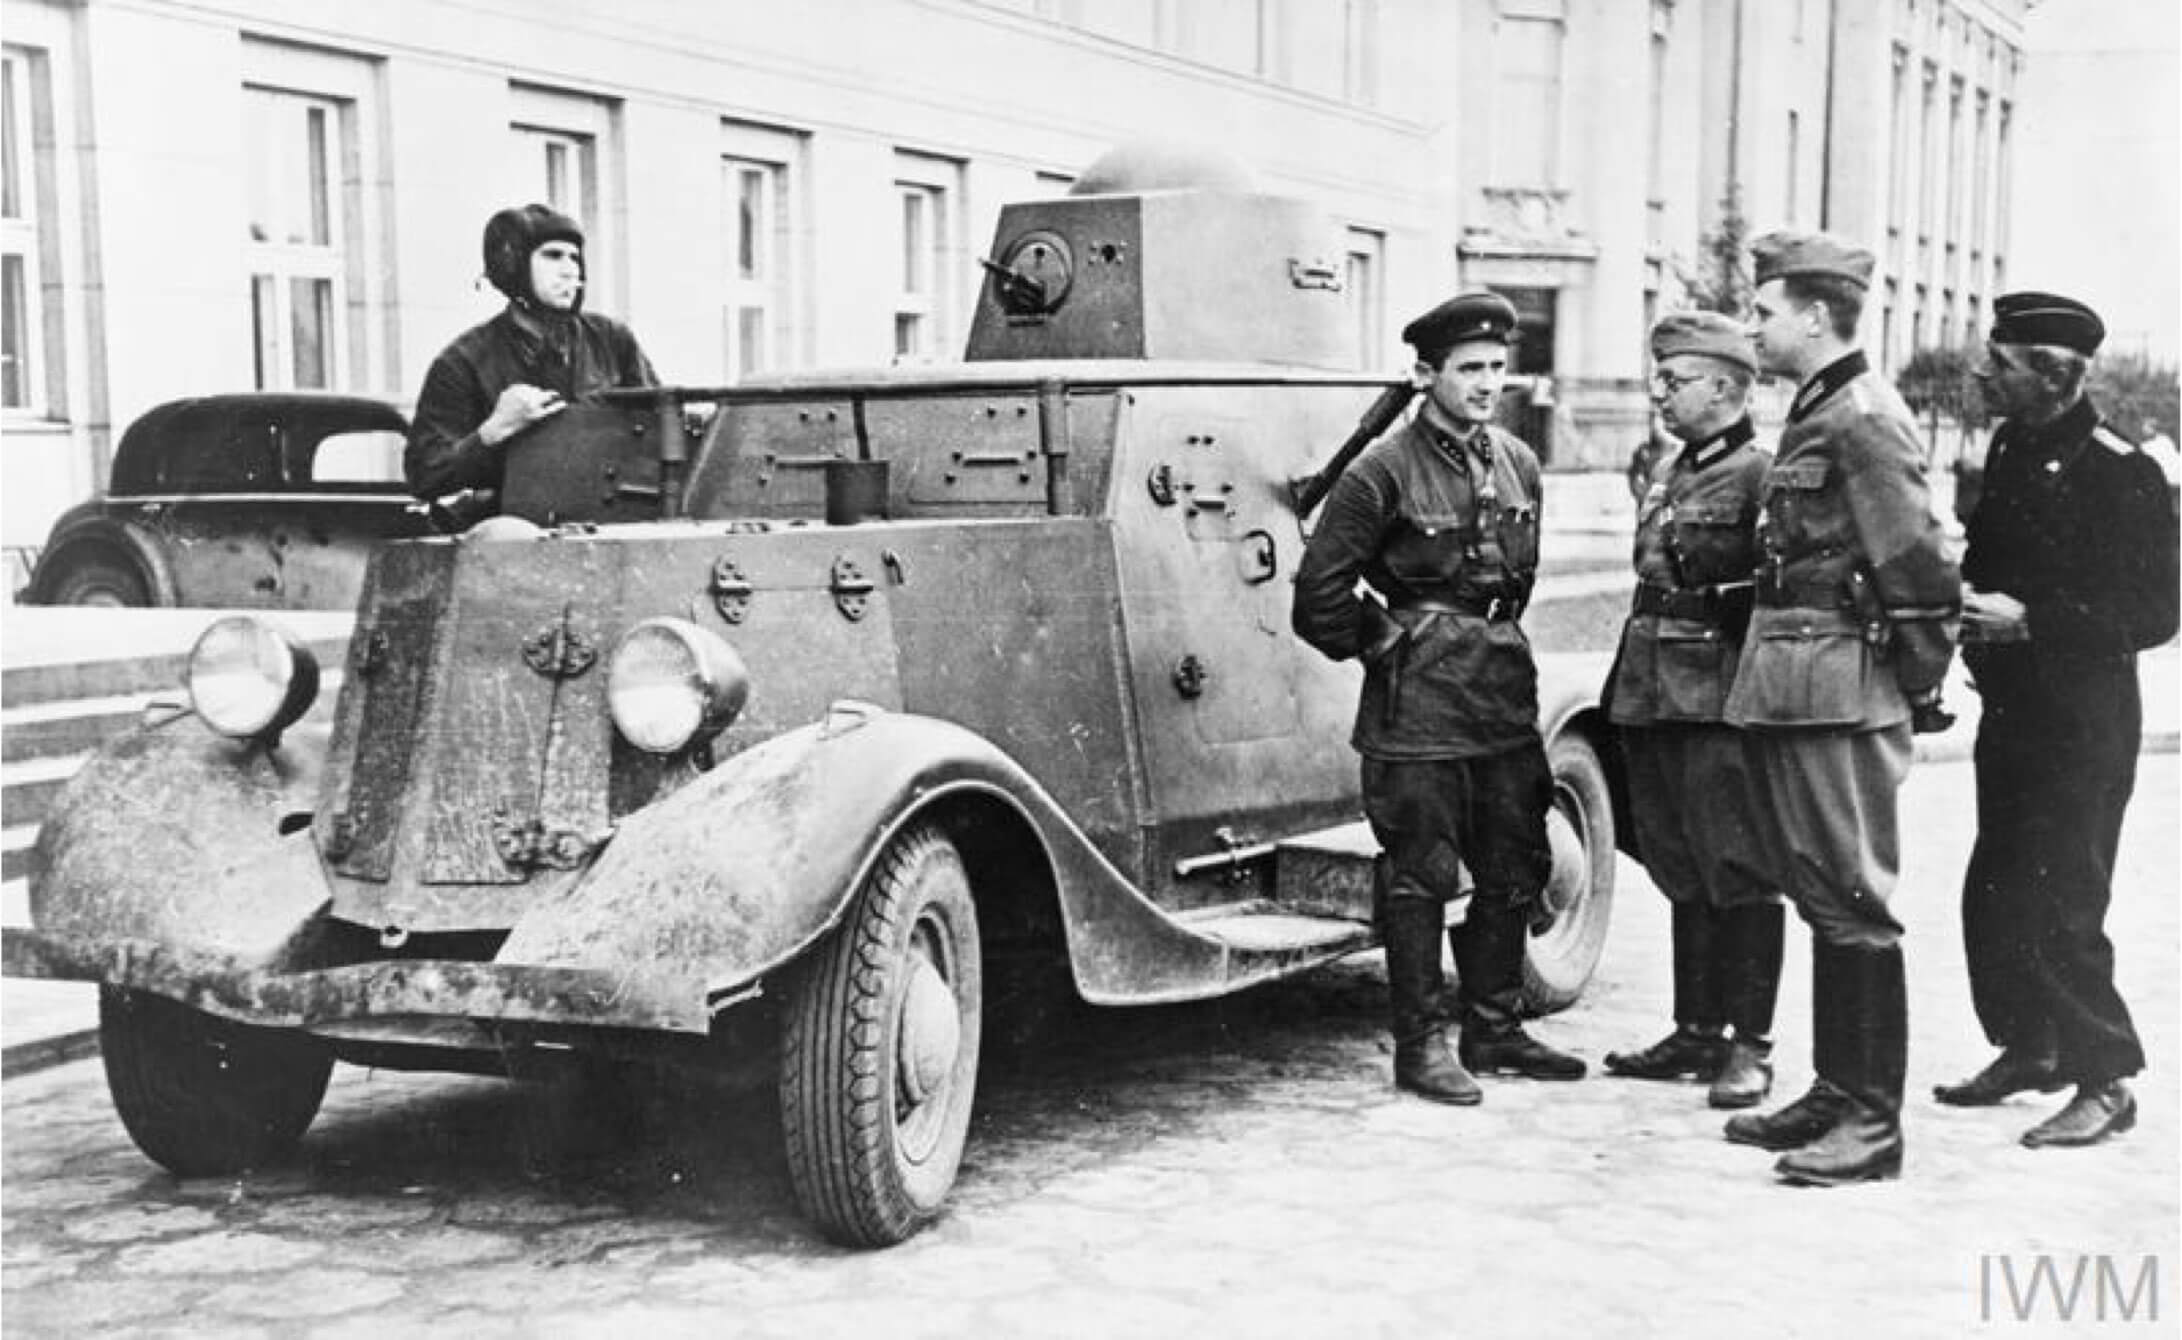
[1601,312,1785,1112]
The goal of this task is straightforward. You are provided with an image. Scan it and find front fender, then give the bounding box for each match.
[497,707,1078,1010]
[29,513,179,606]
[29,713,332,962]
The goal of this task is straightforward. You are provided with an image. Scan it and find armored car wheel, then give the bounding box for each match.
[780,823,983,1248]
[1521,731,1616,1014]
[99,986,333,1176]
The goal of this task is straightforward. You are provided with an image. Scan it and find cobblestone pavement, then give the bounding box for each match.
[4,758,2176,1339]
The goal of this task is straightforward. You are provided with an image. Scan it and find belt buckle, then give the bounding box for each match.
[1485,595,1509,622]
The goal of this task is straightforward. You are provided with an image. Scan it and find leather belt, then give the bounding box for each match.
[1632,581,1754,625]
[1393,594,1521,622]
[1755,577,1846,610]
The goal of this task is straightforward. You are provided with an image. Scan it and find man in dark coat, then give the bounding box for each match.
[1293,291,1585,1107]
[1933,292,2179,1148]
[405,203,658,507]
[1722,232,1961,1186]
[1602,311,1784,1111]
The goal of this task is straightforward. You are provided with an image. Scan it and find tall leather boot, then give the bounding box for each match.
[1709,901,1785,1110]
[1382,898,1481,1105]
[1606,903,1729,1080]
[1776,944,1906,1186]
[1726,940,1850,1149]
[1453,902,1586,1080]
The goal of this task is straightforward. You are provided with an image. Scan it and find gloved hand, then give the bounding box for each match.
[1910,695,1956,735]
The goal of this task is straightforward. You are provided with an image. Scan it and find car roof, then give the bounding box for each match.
[111,393,407,494]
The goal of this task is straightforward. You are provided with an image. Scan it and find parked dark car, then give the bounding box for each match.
[20,393,428,609]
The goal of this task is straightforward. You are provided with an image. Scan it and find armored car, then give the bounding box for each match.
[9,145,1620,1246]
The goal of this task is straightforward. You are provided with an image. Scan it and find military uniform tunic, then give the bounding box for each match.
[1607,416,1774,909]
[1724,352,1961,948]
[1957,396,2179,1083]
[1293,414,1551,920]
[406,307,658,500]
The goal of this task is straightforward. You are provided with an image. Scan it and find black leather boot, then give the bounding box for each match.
[1726,938,1849,1148]
[1776,944,1906,1186]
[1453,903,1585,1081]
[1709,901,1785,1109]
[1382,898,1481,1105]
[1606,904,1727,1080]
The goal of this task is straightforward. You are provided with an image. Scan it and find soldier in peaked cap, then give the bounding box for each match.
[406,203,658,512]
[1934,291,2178,1150]
[1293,290,1586,1106]
[1721,231,1962,1186]
[1601,311,1786,1112]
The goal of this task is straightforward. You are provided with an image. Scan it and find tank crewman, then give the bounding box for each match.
[1934,292,2179,1147]
[405,203,658,509]
[1293,290,1586,1106]
[1722,232,1960,1186]
[1601,311,1785,1111]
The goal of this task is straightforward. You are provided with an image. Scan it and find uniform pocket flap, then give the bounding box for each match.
[1768,460,1829,491]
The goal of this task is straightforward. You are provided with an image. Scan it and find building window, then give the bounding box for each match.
[1344,0,1382,106]
[244,86,347,391]
[1786,111,1801,226]
[1495,285,1556,376]
[241,40,386,396]
[1887,46,1909,237]
[511,85,619,312]
[893,153,963,363]
[1345,227,1384,369]
[1174,0,1266,75]
[1918,61,1939,242]
[1,46,45,413]
[1494,2,1566,187]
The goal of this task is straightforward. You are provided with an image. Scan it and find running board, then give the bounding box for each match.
[1270,820,1469,927]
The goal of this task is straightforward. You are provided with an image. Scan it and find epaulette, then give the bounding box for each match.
[2092,426,2138,456]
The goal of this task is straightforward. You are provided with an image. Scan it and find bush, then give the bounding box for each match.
[2087,352,2181,441]
[1896,346,1989,431]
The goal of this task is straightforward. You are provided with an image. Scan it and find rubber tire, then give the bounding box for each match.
[99,986,333,1176]
[45,555,152,607]
[1521,730,1617,1015]
[780,824,983,1248]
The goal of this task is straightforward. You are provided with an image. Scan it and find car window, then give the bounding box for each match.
[166,422,275,492]
[306,430,407,486]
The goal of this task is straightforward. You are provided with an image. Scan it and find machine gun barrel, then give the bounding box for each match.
[1289,383,1417,517]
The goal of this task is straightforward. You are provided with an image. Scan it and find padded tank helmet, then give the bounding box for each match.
[482,203,585,310]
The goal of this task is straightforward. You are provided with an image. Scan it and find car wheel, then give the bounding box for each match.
[99,986,333,1176]
[47,555,152,607]
[780,823,982,1248]
[1521,730,1616,1015]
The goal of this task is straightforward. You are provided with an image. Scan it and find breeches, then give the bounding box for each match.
[1362,742,1553,916]
[1622,723,1779,909]
[1743,723,1914,949]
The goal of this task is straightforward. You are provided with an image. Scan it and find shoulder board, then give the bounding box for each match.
[2092,426,2138,457]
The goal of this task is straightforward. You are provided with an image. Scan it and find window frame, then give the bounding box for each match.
[891,151,964,364]
[1,45,46,416]
[242,83,350,393]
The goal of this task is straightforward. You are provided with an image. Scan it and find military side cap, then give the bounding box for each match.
[1750,230,1875,288]
[1650,309,1756,373]
[1402,291,1518,354]
[1990,290,2105,355]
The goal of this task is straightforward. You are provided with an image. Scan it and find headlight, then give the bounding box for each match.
[606,618,750,754]
[185,616,320,742]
